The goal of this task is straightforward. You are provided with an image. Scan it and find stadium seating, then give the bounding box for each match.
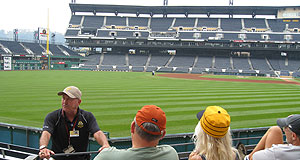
[251,58,271,71]
[82,54,101,66]
[82,16,104,28]
[149,54,171,67]
[233,57,252,70]
[65,13,300,43]
[69,15,82,25]
[40,44,66,56]
[108,16,127,26]
[194,56,213,69]
[22,42,44,55]
[221,18,242,31]
[223,33,240,40]
[197,18,218,28]
[174,18,196,27]
[268,19,285,32]
[0,48,6,54]
[128,17,149,26]
[0,40,27,55]
[145,66,157,72]
[150,18,174,31]
[168,56,195,68]
[191,67,206,74]
[131,66,145,72]
[157,67,173,72]
[281,59,300,71]
[174,67,190,73]
[214,56,232,69]
[178,32,195,39]
[2,7,300,74]
[65,29,80,36]
[128,54,148,66]
[244,18,267,29]
[101,53,126,66]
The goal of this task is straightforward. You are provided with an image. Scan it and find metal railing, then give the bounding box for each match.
[0,122,270,160]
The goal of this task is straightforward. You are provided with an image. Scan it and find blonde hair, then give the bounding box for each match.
[192,121,238,160]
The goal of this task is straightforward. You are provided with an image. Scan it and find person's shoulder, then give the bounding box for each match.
[157,145,179,159]
[157,145,179,155]
[79,108,93,116]
[272,144,300,152]
[101,147,120,152]
[94,147,126,160]
[253,144,300,160]
[46,109,61,118]
[158,145,177,151]
[252,147,275,160]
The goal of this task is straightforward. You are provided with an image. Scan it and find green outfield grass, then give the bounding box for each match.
[0,70,300,137]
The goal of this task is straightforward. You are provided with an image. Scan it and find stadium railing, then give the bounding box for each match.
[0,122,271,159]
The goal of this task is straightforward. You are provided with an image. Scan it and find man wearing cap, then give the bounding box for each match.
[245,114,300,160]
[39,86,110,160]
[93,105,179,160]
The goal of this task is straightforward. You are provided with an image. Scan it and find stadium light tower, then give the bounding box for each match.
[13,29,18,42]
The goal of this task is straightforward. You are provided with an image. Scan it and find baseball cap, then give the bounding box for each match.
[135,105,166,135]
[197,106,231,138]
[277,114,300,136]
[57,86,82,100]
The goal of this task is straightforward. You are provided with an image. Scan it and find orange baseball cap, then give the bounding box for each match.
[135,105,166,135]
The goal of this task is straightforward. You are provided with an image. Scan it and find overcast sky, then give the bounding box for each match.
[0,0,300,34]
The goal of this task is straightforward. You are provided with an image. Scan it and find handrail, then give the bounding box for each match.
[0,122,270,157]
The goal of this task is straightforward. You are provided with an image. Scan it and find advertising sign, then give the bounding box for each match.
[4,57,12,70]
[38,27,48,41]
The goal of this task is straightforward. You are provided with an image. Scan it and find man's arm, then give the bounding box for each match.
[93,130,110,151]
[39,131,55,159]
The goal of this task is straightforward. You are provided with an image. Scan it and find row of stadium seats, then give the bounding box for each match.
[66,15,300,41]
[0,40,79,57]
[69,15,300,32]
[80,52,300,75]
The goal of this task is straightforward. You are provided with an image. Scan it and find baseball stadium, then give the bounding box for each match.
[1,0,300,159]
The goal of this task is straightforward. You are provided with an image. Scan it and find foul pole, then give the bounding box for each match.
[47,9,50,70]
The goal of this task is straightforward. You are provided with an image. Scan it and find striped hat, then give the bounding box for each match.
[197,106,230,138]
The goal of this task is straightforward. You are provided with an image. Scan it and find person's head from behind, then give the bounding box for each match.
[277,114,300,145]
[57,86,82,111]
[192,106,234,160]
[132,105,166,143]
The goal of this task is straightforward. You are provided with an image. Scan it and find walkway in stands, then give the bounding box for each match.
[158,73,300,85]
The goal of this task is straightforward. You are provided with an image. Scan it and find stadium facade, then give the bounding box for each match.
[1,3,300,77]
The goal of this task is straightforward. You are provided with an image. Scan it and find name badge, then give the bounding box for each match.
[63,145,75,153]
[70,130,79,137]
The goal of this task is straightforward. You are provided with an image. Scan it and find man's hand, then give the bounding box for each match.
[98,143,110,152]
[94,130,110,152]
[39,148,55,159]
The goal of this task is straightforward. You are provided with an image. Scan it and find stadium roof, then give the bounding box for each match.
[69,3,297,16]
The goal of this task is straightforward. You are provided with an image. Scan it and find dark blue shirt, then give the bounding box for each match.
[43,108,100,160]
